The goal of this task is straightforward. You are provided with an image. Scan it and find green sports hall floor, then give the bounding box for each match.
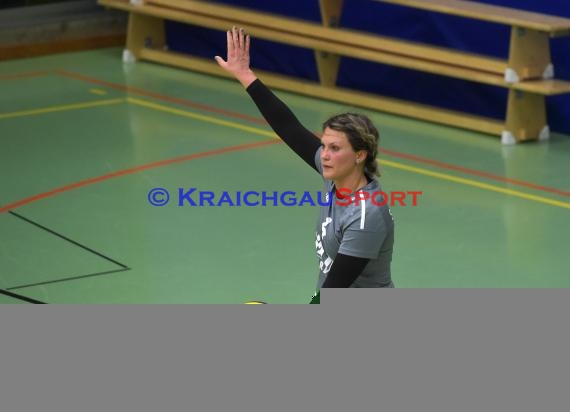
[1,48,569,303]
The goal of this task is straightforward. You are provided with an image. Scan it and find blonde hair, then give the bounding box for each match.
[323,113,380,176]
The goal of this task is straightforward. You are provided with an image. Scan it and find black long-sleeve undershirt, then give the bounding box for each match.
[321,254,370,288]
[246,79,321,172]
[245,78,370,288]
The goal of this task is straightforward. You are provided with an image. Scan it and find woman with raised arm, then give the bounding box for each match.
[215,27,395,302]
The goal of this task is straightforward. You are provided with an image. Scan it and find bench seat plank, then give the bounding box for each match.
[376,0,570,37]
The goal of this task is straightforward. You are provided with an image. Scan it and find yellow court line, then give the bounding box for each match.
[89,88,109,96]
[127,97,276,138]
[0,98,125,120]
[382,159,570,209]
[129,97,569,210]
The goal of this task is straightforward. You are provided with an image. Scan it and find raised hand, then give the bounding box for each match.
[215,26,257,88]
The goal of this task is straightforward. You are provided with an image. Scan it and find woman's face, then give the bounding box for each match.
[320,127,363,182]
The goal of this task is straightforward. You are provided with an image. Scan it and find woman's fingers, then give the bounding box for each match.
[214,56,226,68]
[227,29,233,56]
[219,26,249,71]
[217,26,256,86]
[232,26,240,54]
[238,28,245,50]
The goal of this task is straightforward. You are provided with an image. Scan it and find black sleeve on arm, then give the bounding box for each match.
[246,79,321,172]
[321,253,370,288]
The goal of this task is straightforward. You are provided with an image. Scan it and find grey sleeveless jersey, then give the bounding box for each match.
[314,148,395,288]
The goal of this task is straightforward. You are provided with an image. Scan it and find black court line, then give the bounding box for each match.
[9,211,128,269]
[6,211,131,294]
[0,288,45,304]
[7,267,131,291]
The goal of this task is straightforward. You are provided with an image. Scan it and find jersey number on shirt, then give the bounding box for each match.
[315,217,333,274]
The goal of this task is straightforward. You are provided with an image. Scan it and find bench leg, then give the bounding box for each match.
[315,0,344,87]
[315,51,341,87]
[506,27,552,82]
[125,13,166,62]
[503,90,549,144]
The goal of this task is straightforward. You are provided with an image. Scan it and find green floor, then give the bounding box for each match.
[1,48,569,303]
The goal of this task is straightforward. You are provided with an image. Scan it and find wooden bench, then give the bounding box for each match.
[376,0,570,143]
[97,0,570,143]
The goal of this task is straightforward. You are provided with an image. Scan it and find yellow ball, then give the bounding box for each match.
[244,301,267,304]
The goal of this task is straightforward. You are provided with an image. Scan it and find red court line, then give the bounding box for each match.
[55,69,569,198]
[380,148,570,197]
[0,139,281,213]
[56,69,266,125]
[0,71,50,80]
